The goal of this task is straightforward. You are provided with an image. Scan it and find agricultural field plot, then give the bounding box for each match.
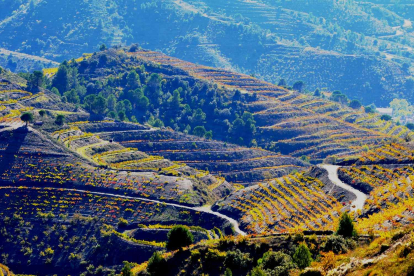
[336,142,414,166]
[130,49,412,163]
[49,121,233,201]
[94,122,309,186]
[213,173,346,235]
[0,187,231,275]
[336,162,414,232]
[0,123,231,207]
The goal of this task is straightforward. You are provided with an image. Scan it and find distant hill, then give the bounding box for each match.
[0,0,413,105]
[0,48,58,72]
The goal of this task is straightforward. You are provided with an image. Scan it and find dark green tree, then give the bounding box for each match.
[192,108,206,125]
[127,71,140,90]
[380,114,392,121]
[100,44,107,51]
[51,87,60,96]
[147,251,168,276]
[257,251,295,276]
[63,89,80,104]
[92,96,107,115]
[193,126,206,137]
[293,81,305,92]
[107,94,117,111]
[293,243,313,269]
[20,112,33,127]
[205,130,213,139]
[120,262,132,276]
[52,63,70,94]
[330,91,348,104]
[336,212,357,238]
[28,71,44,92]
[55,114,65,126]
[166,225,194,250]
[349,99,362,110]
[138,96,149,110]
[278,79,287,87]
[39,110,46,117]
[118,111,126,121]
[145,73,163,103]
[83,94,96,111]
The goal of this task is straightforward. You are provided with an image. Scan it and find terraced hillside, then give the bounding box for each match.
[0,0,413,105]
[0,187,232,275]
[130,49,412,163]
[0,67,244,274]
[1,48,414,274]
[213,172,346,235]
[320,141,414,233]
[96,124,308,186]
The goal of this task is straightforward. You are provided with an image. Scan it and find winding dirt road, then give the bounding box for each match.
[320,165,367,212]
[0,186,247,236]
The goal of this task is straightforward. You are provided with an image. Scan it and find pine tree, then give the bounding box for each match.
[336,212,357,238]
[293,242,313,269]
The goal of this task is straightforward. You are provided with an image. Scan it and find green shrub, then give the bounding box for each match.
[224,249,252,270]
[166,225,194,250]
[147,251,167,276]
[293,243,313,269]
[258,251,295,276]
[321,235,349,254]
[55,114,65,125]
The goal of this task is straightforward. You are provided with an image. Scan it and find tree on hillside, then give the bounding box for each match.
[118,111,126,121]
[100,44,107,51]
[127,70,140,90]
[293,81,305,92]
[51,87,60,96]
[349,99,362,109]
[380,114,392,121]
[314,89,321,97]
[145,73,163,103]
[52,63,70,94]
[293,243,313,269]
[39,110,46,117]
[336,212,357,238]
[166,225,194,250]
[21,112,33,127]
[330,91,348,104]
[55,114,65,126]
[193,126,206,137]
[278,79,287,87]
[257,251,295,276]
[28,71,44,92]
[92,96,107,115]
[364,105,376,114]
[121,262,132,276]
[63,89,80,104]
[107,94,116,111]
[147,251,167,276]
